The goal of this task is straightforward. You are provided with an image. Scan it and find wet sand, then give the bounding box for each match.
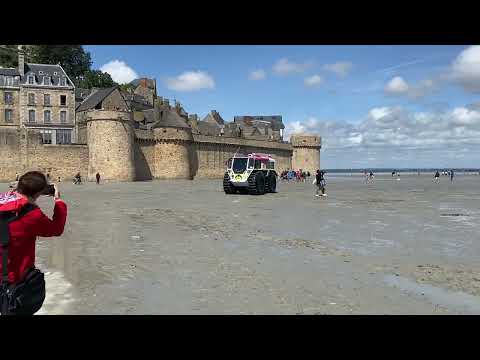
[8,174,480,314]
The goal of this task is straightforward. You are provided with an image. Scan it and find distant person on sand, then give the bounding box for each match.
[434,171,440,183]
[315,170,326,197]
[367,171,374,183]
[46,173,50,182]
[96,172,101,185]
[15,173,19,181]
[450,169,454,183]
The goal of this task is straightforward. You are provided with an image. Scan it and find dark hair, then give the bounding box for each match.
[17,171,47,197]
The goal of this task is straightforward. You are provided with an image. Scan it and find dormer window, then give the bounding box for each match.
[43,76,50,85]
[28,75,34,84]
[39,71,44,75]
[60,77,66,86]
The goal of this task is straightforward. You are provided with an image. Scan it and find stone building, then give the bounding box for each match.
[129,78,156,107]
[234,115,284,141]
[16,49,76,145]
[0,68,21,127]
[75,86,129,143]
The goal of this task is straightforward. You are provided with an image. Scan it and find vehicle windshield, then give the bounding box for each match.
[232,158,248,173]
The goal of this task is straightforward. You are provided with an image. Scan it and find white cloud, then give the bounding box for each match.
[451,45,480,92]
[385,76,409,94]
[99,60,138,84]
[248,69,266,81]
[384,76,437,99]
[304,74,323,87]
[323,61,353,78]
[165,71,215,92]
[273,58,312,75]
[284,105,480,168]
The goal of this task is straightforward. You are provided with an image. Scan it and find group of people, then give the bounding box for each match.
[280,169,311,182]
[434,169,454,183]
[364,170,375,183]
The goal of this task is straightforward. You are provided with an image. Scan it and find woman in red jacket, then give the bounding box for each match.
[0,171,67,315]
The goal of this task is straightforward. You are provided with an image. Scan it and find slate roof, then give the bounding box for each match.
[0,68,21,87]
[145,108,190,129]
[196,121,220,136]
[202,111,225,125]
[76,87,118,112]
[0,68,20,76]
[21,63,73,87]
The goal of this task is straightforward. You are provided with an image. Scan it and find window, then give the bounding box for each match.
[39,71,44,75]
[43,76,50,85]
[44,110,51,123]
[4,92,13,104]
[6,77,13,86]
[44,94,50,106]
[254,160,261,169]
[5,109,13,123]
[40,130,52,144]
[60,95,66,106]
[28,75,34,84]
[60,111,67,123]
[60,77,66,86]
[28,110,35,123]
[56,129,71,144]
[232,158,248,174]
[247,158,254,169]
[28,93,35,105]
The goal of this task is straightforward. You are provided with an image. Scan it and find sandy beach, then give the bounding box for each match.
[8,173,480,314]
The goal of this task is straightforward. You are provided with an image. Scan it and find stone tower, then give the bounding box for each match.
[86,110,136,182]
[291,134,322,174]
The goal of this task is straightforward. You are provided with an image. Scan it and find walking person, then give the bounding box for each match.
[450,169,454,183]
[434,170,440,183]
[96,172,101,185]
[314,170,327,197]
[0,171,67,315]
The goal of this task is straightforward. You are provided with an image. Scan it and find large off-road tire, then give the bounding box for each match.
[223,172,235,194]
[266,173,277,193]
[248,171,265,195]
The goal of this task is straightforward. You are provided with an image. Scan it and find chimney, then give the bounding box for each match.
[18,45,25,76]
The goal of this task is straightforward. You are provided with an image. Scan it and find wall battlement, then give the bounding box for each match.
[0,110,322,182]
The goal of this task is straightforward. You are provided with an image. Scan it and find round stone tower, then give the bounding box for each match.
[291,134,322,174]
[152,110,195,179]
[86,110,136,182]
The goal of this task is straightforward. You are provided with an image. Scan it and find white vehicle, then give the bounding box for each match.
[223,153,277,195]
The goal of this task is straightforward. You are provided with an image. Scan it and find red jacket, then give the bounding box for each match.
[0,191,67,284]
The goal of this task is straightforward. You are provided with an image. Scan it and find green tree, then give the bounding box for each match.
[75,69,117,89]
[0,45,18,67]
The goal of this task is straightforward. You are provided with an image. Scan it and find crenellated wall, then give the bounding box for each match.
[0,110,320,183]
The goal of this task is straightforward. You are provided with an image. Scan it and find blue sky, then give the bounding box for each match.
[85,45,480,168]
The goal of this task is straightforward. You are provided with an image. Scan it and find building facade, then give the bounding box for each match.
[0,68,21,128]
[0,48,76,144]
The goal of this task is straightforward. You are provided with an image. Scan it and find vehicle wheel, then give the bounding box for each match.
[248,171,265,195]
[223,172,235,194]
[268,173,277,193]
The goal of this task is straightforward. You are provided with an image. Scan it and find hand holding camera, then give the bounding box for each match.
[41,183,60,199]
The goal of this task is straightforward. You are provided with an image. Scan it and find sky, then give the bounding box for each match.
[85,45,480,169]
